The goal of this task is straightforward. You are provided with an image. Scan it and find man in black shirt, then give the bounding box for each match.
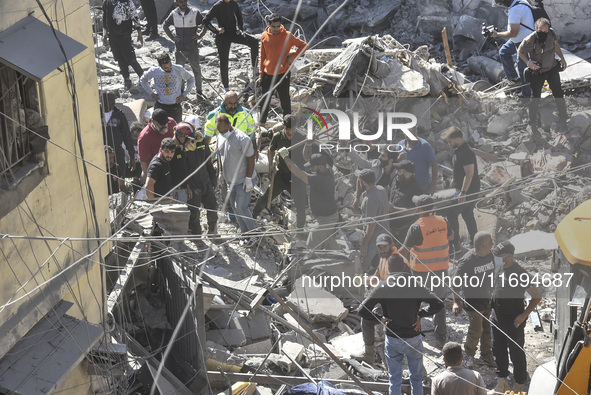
[145,138,176,199]
[389,160,423,240]
[169,122,195,203]
[453,231,495,369]
[280,151,339,250]
[202,0,259,90]
[358,254,443,395]
[489,241,541,394]
[441,126,480,249]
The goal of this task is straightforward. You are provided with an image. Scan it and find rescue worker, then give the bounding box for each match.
[400,194,454,348]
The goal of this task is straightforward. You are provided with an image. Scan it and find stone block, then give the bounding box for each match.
[236,338,273,355]
[206,329,247,347]
[282,341,305,362]
[329,332,364,359]
[286,277,349,324]
[486,112,520,136]
[230,310,271,341]
[266,353,294,373]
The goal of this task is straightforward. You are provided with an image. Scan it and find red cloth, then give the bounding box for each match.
[137,118,176,163]
[260,25,307,76]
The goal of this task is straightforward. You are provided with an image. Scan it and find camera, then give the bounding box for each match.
[482,24,496,38]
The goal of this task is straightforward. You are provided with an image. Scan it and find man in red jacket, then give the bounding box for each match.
[258,14,307,124]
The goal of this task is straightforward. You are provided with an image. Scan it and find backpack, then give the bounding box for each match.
[513,1,551,31]
[513,1,550,32]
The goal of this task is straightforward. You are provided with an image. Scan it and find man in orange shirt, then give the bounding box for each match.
[258,14,307,124]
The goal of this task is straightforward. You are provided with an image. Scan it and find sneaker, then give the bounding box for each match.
[241,236,257,248]
[124,79,133,89]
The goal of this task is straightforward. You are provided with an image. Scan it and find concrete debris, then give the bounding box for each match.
[205,341,245,373]
[510,231,559,259]
[286,277,349,324]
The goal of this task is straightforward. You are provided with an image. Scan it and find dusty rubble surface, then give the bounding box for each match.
[97,0,591,394]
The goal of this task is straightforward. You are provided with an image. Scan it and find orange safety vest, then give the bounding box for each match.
[410,215,450,272]
[377,247,399,280]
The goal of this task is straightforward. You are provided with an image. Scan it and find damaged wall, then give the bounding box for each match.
[0,1,109,392]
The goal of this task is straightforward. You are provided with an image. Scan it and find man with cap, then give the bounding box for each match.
[140,52,195,122]
[431,342,487,395]
[216,113,258,247]
[452,231,496,369]
[488,241,541,394]
[358,169,389,274]
[168,122,195,203]
[397,127,438,194]
[137,108,176,181]
[389,159,424,241]
[400,194,453,349]
[352,233,400,364]
[253,114,305,227]
[279,149,339,250]
[358,253,443,395]
[349,147,397,208]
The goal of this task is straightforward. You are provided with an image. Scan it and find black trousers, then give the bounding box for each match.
[154,102,182,123]
[110,33,143,80]
[215,32,258,89]
[491,310,528,384]
[529,65,567,125]
[260,72,291,123]
[188,183,218,234]
[139,0,158,35]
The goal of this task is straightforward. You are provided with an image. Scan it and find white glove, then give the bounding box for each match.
[278,147,289,159]
[244,177,254,193]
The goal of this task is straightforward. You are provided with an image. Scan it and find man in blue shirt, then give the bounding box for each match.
[397,128,438,194]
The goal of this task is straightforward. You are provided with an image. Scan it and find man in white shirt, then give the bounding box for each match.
[491,0,535,97]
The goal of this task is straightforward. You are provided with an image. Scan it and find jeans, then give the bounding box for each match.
[385,334,424,395]
[445,191,478,247]
[176,49,202,93]
[215,32,259,89]
[499,40,531,97]
[465,308,492,358]
[228,179,256,233]
[260,72,291,123]
[492,310,527,383]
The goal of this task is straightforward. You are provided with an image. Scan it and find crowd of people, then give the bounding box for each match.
[98,0,565,393]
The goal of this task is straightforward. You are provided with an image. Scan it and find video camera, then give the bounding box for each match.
[482,24,496,38]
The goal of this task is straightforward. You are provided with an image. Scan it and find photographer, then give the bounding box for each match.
[490,0,534,98]
[518,18,568,133]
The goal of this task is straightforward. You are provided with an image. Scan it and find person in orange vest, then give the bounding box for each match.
[400,194,454,349]
[352,234,402,364]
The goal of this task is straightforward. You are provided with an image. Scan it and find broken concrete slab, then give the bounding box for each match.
[206,329,247,348]
[486,112,521,135]
[236,338,274,355]
[229,310,271,341]
[286,277,349,324]
[266,353,295,373]
[329,332,365,359]
[345,0,402,28]
[510,231,559,259]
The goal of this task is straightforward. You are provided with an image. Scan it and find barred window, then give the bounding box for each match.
[0,64,43,183]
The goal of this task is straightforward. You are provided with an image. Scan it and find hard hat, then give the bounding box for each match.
[174,122,195,137]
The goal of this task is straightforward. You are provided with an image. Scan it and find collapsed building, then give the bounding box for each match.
[2,0,591,394]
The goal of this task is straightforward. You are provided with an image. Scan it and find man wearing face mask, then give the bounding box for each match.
[140,52,195,122]
[518,18,568,134]
[491,0,535,98]
[138,108,176,181]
